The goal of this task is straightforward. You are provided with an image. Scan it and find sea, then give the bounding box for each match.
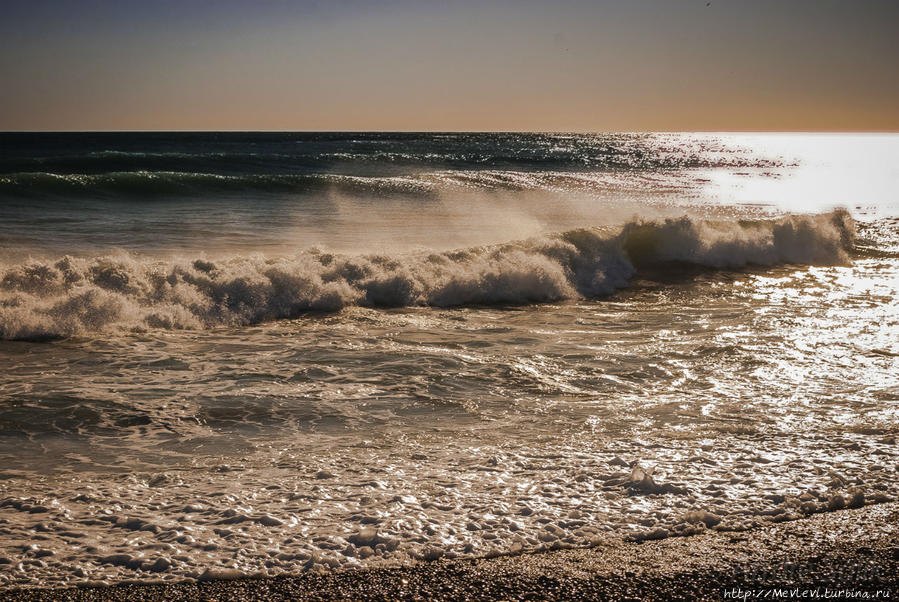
[0,132,896,588]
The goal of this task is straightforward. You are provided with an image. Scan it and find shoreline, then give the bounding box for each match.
[5,502,897,601]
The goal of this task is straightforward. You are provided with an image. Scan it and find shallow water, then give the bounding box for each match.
[0,133,897,587]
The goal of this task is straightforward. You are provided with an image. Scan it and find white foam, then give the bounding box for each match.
[0,211,854,340]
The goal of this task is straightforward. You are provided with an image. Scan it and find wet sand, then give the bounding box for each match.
[5,502,897,601]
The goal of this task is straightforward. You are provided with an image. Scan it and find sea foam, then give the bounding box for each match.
[0,211,853,340]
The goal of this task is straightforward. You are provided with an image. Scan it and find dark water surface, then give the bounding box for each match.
[0,133,897,588]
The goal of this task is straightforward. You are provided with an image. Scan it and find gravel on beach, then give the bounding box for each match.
[5,502,898,601]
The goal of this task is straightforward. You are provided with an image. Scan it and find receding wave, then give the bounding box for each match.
[0,211,853,340]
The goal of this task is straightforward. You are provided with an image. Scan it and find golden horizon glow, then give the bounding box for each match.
[2,1,897,132]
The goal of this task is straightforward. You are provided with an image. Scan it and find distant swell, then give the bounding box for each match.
[0,211,854,340]
[0,132,788,198]
[0,171,417,198]
[0,168,746,199]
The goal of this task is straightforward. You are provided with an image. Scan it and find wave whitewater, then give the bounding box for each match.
[0,211,854,340]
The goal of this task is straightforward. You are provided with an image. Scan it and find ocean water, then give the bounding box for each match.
[0,132,897,588]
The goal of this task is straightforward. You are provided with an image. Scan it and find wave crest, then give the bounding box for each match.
[0,211,853,340]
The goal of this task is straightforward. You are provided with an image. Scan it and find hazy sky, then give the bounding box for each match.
[2,0,897,131]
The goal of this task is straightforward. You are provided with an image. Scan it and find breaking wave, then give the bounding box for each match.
[0,211,854,340]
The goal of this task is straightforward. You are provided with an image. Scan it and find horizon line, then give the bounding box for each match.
[2,129,899,135]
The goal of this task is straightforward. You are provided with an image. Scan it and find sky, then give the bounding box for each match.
[1,0,897,131]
